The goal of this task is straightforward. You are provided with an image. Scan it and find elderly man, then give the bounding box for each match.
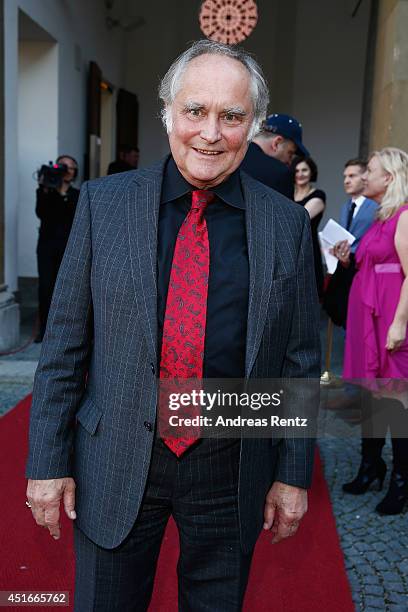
[26,40,320,611]
[241,113,309,198]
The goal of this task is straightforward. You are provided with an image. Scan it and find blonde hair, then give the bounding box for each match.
[370,147,408,220]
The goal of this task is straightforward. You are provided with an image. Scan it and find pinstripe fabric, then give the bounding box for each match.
[26,157,321,553]
[74,438,251,611]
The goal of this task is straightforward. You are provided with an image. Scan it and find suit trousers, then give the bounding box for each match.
[74,437,254,611]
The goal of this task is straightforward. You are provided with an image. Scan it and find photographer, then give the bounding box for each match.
[35,155,80,342]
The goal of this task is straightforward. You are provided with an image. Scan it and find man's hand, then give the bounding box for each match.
[263,481,307,544]
[26,478,76,540]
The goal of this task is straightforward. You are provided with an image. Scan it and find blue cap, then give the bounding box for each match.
[262,113,309,157]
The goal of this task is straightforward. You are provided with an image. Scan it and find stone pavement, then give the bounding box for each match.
[320,319,408,612]
[0,314,407,611]
[0,332,40,416]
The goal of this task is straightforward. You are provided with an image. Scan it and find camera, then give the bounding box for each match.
[37,161,68,190]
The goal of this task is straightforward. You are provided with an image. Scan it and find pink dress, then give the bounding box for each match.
[343,204,408,379]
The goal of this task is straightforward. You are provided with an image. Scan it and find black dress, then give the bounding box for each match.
[295,188,326,298]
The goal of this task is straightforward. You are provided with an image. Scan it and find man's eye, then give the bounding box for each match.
[224,113,239,123]
[189,108,202,117]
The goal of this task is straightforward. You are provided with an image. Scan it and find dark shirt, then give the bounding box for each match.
[240,142,294,199]
[158,157,249,378]
[36,185,79,242]
[107,159,135,175]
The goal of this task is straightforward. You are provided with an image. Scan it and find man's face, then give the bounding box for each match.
[343,165,365,197]
[124,149,139,168]
[167,54,254,189]
[270,136,297,167]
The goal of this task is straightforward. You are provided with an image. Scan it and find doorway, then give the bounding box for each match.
[100,83,116,177]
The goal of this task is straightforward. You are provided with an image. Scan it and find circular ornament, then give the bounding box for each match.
[199,0,258,45]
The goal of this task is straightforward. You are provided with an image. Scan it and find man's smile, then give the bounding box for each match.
[193,147,223,156]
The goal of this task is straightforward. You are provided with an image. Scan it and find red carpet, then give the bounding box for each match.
[0,396,353,611]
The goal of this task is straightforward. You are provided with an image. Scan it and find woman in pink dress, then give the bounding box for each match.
[339,147,408,515]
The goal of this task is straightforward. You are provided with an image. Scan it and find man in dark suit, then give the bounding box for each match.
[240,113,309,199]
[107,144,139,174]
[323,158,377,327]
[26,40,320,611]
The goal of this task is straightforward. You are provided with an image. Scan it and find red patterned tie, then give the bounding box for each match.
[159,190,214,456]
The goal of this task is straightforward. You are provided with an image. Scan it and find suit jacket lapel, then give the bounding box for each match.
[126,163,276,373]
[126,160,166,363]
[241,174,276,376]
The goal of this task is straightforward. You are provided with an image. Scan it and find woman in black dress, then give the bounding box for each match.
[293,156,326,298]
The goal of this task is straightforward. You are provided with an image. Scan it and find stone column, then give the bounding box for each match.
[369,0,408,150]
[0,0,4,289]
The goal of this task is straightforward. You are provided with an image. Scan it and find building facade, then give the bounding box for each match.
[0,0,406,348]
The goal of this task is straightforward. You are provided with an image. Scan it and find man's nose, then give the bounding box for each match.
[200,117,221,143]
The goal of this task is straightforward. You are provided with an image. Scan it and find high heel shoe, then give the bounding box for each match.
[342,457,386,494]
[376,471,408,515]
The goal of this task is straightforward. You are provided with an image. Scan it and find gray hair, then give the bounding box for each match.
[158,39,269,141]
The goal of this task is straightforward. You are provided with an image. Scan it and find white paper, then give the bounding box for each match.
[319,234,339,274]
[320,218,356,246]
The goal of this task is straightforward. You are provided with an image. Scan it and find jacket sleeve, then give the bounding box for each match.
[275,210,321,488]
[26,182,93,479]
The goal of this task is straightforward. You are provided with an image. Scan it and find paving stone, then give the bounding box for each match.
[364,585,384,597]
[388,585,407,595]
[357,564,377,576]
[385,552,403,563]
[364,596,385,608]
[354,541,373,552]
[0,383,33,416]
[373,560,392,571]
[386,593,408,605]
[365,551,383,563]
[361,574,381,585]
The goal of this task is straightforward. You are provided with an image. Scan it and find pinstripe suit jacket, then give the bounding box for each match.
[26,157,321,553]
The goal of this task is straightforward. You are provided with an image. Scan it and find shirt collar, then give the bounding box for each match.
[353,194,365,206]
[161,156,245,210]
[352,195,365,210]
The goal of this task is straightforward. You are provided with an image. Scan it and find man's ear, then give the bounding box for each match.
[269,135,284,154]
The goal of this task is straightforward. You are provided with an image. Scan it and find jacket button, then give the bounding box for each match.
[150,363,155,375]
[144,421,153,432]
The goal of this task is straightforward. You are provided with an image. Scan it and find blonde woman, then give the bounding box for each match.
[338,147,408,514]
